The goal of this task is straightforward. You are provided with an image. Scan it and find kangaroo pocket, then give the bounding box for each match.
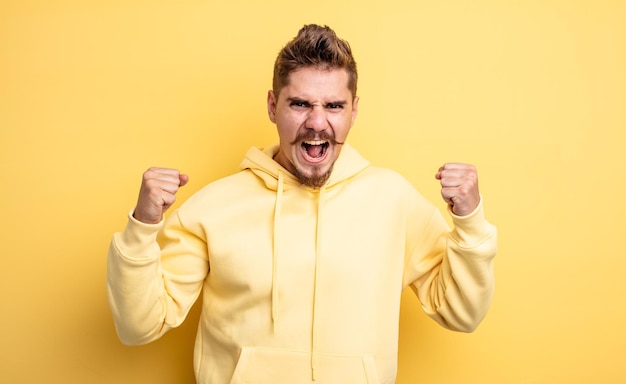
[229,347,380,384]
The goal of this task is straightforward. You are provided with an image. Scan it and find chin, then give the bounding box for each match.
[295,165,332,189]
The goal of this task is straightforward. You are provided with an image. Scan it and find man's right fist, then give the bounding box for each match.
[133,167,189,224]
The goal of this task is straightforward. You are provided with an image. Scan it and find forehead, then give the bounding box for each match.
[279,67,352,101]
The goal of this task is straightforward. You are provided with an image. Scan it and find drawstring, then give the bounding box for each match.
[271,170,285,332]
[271,167,325,380]
[311,185,326,381]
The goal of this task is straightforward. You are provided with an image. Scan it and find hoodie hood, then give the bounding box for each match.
[239,143,370,191]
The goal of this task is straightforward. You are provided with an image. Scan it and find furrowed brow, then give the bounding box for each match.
[287,97,310,104]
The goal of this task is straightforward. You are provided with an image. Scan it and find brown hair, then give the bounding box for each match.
[272,24,358,99]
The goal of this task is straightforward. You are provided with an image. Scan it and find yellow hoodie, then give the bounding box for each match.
[107,144,497,384]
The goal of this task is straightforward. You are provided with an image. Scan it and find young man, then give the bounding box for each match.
[107,24,497,384]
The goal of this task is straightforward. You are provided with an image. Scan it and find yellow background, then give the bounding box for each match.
[1,0,625,383]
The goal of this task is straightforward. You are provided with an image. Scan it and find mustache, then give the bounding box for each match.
[290,130,344,146]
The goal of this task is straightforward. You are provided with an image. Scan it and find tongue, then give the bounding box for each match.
[306,144,324,158]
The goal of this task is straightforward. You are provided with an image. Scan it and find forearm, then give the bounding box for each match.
[106,214,170,345]
[412,200,497,332]
[422,239,496,332]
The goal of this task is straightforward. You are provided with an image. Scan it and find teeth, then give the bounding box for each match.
[303,140,328,145]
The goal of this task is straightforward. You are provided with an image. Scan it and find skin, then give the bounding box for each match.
[133,167,188,224]
[132,68,481,223]
[267,67,359,188]
[435,163,481,216]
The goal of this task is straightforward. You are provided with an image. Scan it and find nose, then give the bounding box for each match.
[305,106,329,132]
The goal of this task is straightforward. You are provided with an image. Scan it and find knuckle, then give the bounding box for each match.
[143,168,158,181]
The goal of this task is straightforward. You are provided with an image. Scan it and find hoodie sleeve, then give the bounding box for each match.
[106,210,208,345]
[404,196,497,332]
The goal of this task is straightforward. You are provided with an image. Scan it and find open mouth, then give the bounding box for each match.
[301,140,329,162]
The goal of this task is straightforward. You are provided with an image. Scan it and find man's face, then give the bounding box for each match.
[267,67,359,188]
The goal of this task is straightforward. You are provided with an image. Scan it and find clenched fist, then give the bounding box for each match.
[435,163,480,217]
[133,167,189,224]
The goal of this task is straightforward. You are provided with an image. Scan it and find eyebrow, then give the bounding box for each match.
[286,97,348,106]
[287,97,308,104]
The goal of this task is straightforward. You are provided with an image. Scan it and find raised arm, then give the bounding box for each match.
[407,163,497,332]
[106,167,206,345]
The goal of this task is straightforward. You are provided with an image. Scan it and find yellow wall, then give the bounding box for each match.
[1,1,624,383]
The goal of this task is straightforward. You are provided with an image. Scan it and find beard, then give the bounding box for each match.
[295,164,333,189]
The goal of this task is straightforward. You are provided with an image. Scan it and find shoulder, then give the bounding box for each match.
[177,170,267,213]
[354,165,416,192]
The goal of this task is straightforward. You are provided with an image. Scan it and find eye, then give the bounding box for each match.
[326,103,344,110]
[290,100,310,108]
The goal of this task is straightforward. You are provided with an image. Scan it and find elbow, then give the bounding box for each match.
[434,286,494,333]
[439,306,490,333]
[106,286,166,346]
[118,335,143,347]
[448,312,487,333]
[114,321,162,346]
[108,300,165,346]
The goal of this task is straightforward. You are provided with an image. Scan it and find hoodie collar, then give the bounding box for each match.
[239,142,370,191]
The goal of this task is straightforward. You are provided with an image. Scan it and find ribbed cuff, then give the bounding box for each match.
[448,197,494,245]
[114,209,164,263]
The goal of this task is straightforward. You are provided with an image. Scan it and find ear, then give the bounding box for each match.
[267,90,277,123]
[350,95,359,125]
